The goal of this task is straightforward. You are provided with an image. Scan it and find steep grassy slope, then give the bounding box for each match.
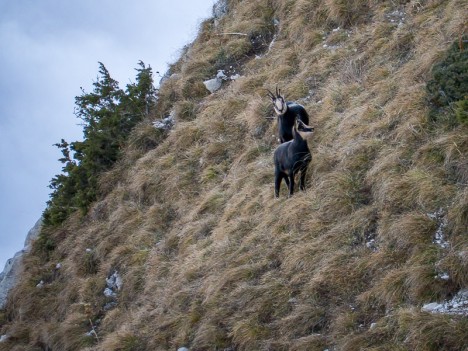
[1,0,467,350]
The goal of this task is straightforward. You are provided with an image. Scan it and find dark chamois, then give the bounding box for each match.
[274,119,314,197]
[267,87,310,143]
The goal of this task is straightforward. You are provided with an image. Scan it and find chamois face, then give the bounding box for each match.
[273,95,287,115]
[267,87,288,115]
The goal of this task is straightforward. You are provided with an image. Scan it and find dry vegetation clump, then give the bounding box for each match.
[2,0,468,350]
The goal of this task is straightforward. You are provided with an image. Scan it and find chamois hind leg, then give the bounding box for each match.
[299,169,307,191]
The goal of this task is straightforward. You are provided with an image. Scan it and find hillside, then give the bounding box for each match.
[1,0,467,350]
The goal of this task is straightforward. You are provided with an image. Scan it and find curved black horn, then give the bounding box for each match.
[266,89,275,99]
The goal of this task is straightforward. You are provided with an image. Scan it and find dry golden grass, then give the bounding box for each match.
[2,0,468,350]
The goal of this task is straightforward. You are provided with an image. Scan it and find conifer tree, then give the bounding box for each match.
[43,62,156,226]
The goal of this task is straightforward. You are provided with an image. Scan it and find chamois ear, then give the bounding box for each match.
[296,118,314,133]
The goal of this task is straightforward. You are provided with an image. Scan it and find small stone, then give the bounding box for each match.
[178,347,189,351]
[422,302,443,312]
[370,323,377,329]
[104,287,116,298]
[36,280,44,288]
[0,335,8,342]
[153,112,175,130]
[436,272,449,280]
[203,77,222,93]
[106,271,123,291]
[216,70,227,80]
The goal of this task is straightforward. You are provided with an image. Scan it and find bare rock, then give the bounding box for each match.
[0,218,42,309]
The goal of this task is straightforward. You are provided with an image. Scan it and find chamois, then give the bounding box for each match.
[267,87,310,143]
[274,119,314,197]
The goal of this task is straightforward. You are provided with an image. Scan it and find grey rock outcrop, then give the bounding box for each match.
[213,0,228,27]
[0,218,42,309]
[24,217,42,251]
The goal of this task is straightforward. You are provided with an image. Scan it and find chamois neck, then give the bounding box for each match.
[292,127,306,145]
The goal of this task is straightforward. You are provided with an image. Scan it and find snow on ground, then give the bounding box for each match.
[422,289,468,315]
[427,208,449,249]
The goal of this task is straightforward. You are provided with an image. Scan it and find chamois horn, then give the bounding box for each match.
[266,88,276,99]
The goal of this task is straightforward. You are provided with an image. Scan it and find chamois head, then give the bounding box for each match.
[295,119,314,139]
[267,86,287,115]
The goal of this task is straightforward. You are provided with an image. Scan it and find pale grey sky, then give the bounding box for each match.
[0,0,215,269]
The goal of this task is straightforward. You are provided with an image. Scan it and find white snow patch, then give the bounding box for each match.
[435,272,450,280]
[178,348,189,351]
[422,289,468,315]
[0,335,8,343]
[427,208,449,249]
[36,280,44,289]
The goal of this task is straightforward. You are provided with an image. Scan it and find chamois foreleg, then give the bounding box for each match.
[288,173,295,196]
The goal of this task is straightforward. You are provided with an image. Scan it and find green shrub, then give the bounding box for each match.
[454,98,468,125]
[427,36,468,125]
[33,232,56,260]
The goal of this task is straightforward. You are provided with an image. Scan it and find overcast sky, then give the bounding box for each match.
[0,0,215,269]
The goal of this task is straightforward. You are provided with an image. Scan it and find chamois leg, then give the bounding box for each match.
[275,172,283,198]
[288,174,295,197]
[299,169,307,191]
